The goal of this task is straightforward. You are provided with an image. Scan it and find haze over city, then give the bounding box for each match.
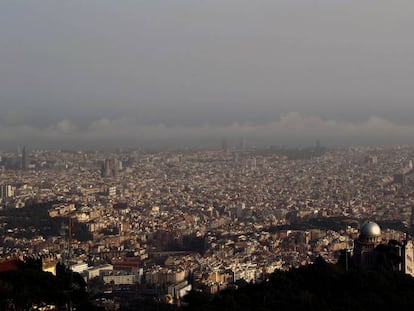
[4,2,414,308]
[1,0,414,149]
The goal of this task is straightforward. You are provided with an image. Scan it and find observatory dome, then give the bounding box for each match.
[360,221,381,238]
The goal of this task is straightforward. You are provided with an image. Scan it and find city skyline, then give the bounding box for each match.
[1,1,414,148]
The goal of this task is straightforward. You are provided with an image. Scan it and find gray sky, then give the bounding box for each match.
[1,0,414,149]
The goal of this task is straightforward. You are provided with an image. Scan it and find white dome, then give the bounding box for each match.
[360,221,381,237]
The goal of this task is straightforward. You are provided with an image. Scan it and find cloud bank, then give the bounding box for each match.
[0,113,413,149]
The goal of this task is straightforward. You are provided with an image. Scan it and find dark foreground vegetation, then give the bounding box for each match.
[182,258,414,311]
[0,263,97,310]
[3,257,414,310]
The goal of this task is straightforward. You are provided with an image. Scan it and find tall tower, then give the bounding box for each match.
[102,159,112,177]
[221,138,228,153]
[21,146,28,170]
[101,158,121,178]
[239,137,246,150]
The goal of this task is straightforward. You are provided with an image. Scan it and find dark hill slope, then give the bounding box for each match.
[184,258,414,311]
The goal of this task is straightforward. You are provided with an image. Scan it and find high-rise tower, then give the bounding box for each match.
[21,146,28,170]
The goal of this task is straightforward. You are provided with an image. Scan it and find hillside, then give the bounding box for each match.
[183,257,414,311]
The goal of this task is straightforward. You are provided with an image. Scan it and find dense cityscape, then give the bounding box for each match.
[2,143,414,309]
[2,1,414,309]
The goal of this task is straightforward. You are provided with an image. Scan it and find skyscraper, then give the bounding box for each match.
[21,146,28,170]
[221,138,228,152]
[239,137,246,150]
[101,158,121,178]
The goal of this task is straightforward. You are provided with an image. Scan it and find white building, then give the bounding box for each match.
[85,264,113,281]
[168,280,192,302]
[102,271,138,285]
[70,262,89,274]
